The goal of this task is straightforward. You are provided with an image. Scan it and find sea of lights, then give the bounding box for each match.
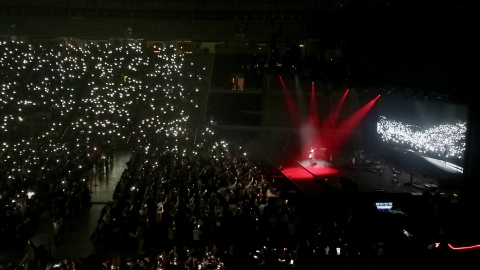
[377,115,466,160]
[0,39,225,207]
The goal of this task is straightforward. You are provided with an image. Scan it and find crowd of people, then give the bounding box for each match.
[0,38,208,267]
[0,39,467,269]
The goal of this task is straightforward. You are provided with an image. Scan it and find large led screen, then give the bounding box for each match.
[370,96,468,175]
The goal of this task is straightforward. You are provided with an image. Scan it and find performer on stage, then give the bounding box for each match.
[309,147,316,166]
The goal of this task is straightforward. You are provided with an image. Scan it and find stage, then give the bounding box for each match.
[268,147,461,198]
[296,159,340,178]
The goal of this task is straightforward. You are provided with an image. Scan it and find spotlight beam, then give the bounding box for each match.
[327,94,381,154]
[280,75,300,126]
[323,88,349,130]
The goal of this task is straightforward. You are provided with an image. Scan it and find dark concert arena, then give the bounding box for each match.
[0,0,477,269]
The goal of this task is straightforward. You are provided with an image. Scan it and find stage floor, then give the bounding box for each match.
[272,149,461,197]
[296,159,340,178]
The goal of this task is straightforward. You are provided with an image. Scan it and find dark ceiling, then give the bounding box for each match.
[0,0,475,104]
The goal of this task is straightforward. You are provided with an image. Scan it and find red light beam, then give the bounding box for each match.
[308,81,320,127]
[327,94,380,155]
[323,88,349,129]
[280,75,300,126]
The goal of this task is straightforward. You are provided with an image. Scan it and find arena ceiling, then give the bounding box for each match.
[0,0,474,104]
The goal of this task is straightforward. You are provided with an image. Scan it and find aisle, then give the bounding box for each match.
[0,152,132,265]
[28,205,105,263]
[89,152,132,203]
[35,151,132,261]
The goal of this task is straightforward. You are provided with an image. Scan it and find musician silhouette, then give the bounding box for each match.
[309,147,316,166]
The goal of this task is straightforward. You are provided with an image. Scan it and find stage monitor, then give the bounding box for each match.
[374,202,393,210]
